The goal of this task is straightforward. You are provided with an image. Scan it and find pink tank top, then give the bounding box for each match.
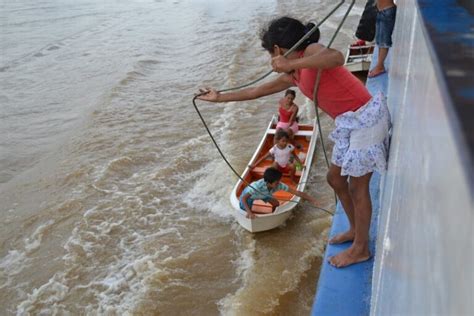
[278,101,295,123]
[292,52,372,119]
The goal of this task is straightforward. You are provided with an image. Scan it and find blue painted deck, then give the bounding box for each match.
[311,47,389,316]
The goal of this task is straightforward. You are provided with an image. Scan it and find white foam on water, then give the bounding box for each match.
[91,254,161,314]
[182,160,235,219]
[16,199,175,314]
[16,273,69,316]
[12,132,214,312]
[234,238,256,278]
[24,219,55,253]
[13,187,201,312]
[218,218,331,315]
[217,236,257,315]
[181,97,255,219]
[0,250,29,291]
[1,219,57,294]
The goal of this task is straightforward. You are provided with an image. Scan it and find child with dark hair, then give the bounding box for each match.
[250,129,302,183]
[276,89,299,141]
[198,16,391,268]
[239,167,318,219]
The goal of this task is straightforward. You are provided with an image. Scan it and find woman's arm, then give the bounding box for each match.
[272,44,345,73]
[197,74,294,102]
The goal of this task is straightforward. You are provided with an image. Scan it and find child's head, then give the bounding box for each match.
[284,89,296,104]
[263,167,282,189]
[275,129,289,147]
[260,17,320,54]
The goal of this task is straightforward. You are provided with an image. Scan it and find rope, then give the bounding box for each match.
[312,0,356,202]
[217,0,349,94]
[192,0,356,217]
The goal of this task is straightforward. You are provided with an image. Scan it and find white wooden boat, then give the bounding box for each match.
[230,116,318,233]
[344,42,375,73]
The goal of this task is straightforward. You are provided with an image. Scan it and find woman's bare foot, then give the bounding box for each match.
[328,244,371,268]
[329,230,355,244]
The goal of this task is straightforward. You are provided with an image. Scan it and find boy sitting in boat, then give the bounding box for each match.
[240,167,318,219]
[250,129,302,183]
[276,89,299,142]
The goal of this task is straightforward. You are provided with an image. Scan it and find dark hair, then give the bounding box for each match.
[285,89,296,97]
[263,167,282,183]
[275,129,290,141]
[261,16,320,53]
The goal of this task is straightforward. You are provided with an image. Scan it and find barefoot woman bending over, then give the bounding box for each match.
[197,17,391,268]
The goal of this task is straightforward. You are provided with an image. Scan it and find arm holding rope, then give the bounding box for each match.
[197,74,294,102]
[272,44,344,73]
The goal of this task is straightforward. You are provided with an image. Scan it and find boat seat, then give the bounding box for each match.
[273,190,294,201]
[267,129,314,137]
[254,153,307,164]
[251,200,274,214]
[251,193,294,214]
[252,166,302,177]
[295,130,314,137]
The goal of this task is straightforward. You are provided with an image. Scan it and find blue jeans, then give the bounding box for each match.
[375,6,396,48]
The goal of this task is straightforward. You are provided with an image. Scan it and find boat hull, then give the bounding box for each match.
[230,116,318,233]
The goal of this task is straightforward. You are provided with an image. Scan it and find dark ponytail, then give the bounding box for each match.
[305,22,320,43]
[260,17,320,53]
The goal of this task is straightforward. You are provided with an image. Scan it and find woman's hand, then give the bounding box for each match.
[196,88,220,102]
[271,56,294,73]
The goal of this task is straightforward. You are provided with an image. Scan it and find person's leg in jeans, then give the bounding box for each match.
[369,6,397,77]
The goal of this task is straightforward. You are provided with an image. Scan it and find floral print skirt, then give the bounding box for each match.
[329,92,391,177]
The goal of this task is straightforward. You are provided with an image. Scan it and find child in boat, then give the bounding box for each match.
[240,167,318,219]
[276,89,299,141]
[250,129,302,184]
